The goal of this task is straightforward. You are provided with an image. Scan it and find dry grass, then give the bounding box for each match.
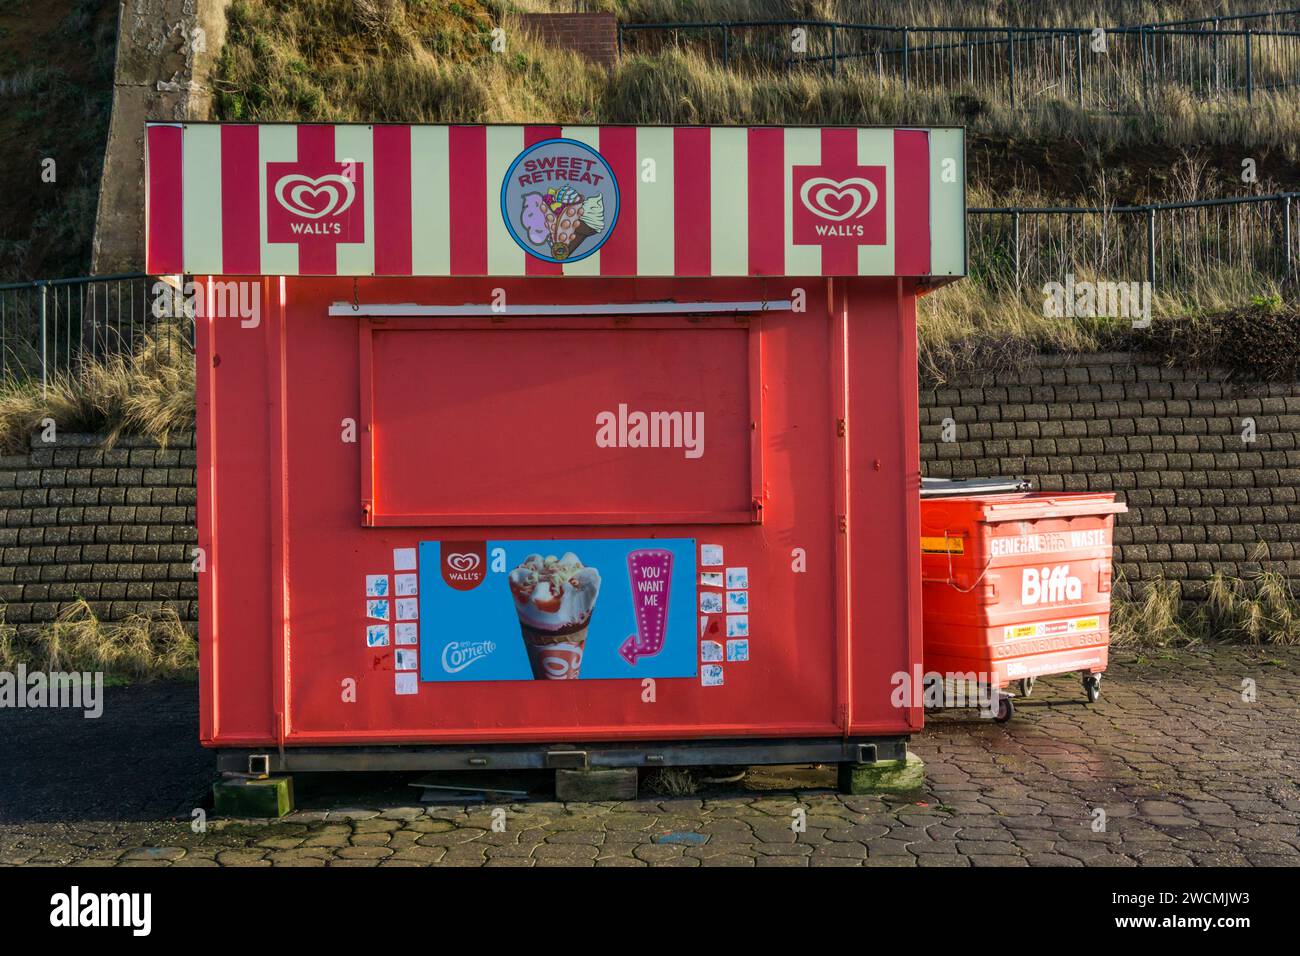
[1111,577,1197,647]
[0,329,194,454]
[214,2,1300,159]
[642,767,698,795]
[1112,568,1300,647]
[1203,569,1300,645]
[511,1,1263,29]
[0,600,197,681]
[918,266,1294,385]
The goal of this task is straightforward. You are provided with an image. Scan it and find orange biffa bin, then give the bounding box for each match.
[920,492,1127,721]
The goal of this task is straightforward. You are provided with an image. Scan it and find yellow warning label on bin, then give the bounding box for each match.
[1003,616,1102,641]
[920,536,964,554]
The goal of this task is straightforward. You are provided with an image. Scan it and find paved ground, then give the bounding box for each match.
[1,646,1297,866]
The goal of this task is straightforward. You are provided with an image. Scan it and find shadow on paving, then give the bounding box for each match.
[0,681,214,824]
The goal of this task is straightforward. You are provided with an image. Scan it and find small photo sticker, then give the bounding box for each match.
[725,567,748,590]
[394,649,418,671]
[395,622,419,645]
[365,574,389,597]
[700,544,724,567]
[699,592,723,614]
[726,590,749,613]
[366,599,390,621]
[366,624,390,647]
[700,571,724,588]
[393,548,417,571]
[726,614,749,637]
[395,672,419,695]
[726,639,749,662]
[700,640,724,662]
[701,664,724,687]
[395,573,418,596]
[395,598,419,621]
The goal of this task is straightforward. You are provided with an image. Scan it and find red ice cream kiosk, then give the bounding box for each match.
[144,122,967,779]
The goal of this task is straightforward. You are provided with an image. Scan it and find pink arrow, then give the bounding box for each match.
[619,549,673,665]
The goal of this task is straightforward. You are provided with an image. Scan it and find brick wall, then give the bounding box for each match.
[518,12,618,66]
[0,433,197,636]
[920,353,1300,600]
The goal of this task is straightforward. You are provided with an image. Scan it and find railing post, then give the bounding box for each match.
[1075,30,1084,106]
[1059,32,1066,96]
[1140,27,1150,106]
[1146,206,1157,292]
[721,23,729,69]
[830,24,837,77]
[903,30,910,89]
[616,23,622,59]
[1007,29,1016,107]
[1286,196,1294,277]
[1245,29,1253,103]
[38,280,47,395]
[1012,210,1021,293]
[1212,19,1220,93]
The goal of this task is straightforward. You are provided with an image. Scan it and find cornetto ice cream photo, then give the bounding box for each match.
[416,539,696,683]
[508,552,602,679]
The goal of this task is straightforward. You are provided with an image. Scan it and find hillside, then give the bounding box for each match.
[213,0,1300,205]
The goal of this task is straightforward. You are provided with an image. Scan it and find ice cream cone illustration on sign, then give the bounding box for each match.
[509,553,601,679]
[619,549,673,665]
[502,138,619,264]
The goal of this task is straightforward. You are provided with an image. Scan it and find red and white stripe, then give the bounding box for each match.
[146,123,965,279]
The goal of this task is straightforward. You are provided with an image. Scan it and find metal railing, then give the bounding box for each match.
[1142,8,1300,30]
[969,192,1296,298]
[0,274,180,386]
[617,20,1300,110]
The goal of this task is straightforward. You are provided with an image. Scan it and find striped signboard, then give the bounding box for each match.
[145,123,965,279]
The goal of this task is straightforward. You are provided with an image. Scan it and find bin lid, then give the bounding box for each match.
[920,476,1032,499]
[977,493,1129,522]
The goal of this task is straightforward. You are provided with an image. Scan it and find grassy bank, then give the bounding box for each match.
[0,330,194,455]
[596,1,1262,28]
[214,8,1300,150]
[918,277,1300,385]
[0,601,197,681]
[210,0,1300,206]
[1112,569,1300,647]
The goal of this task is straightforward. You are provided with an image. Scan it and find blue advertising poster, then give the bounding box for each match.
[418,539,697,682]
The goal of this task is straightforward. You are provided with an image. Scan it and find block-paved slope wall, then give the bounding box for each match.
[0,434,197,636]
[920,353,1300,600]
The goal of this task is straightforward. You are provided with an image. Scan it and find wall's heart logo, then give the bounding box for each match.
[273,173,356,220]
[446,553,480,573]
[441,542,487,591]
[799,177,878,222]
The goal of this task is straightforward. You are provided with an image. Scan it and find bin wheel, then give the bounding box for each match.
[994,694,1015,723]
[1017,677,1035,698]
[1083,674,1101,704]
